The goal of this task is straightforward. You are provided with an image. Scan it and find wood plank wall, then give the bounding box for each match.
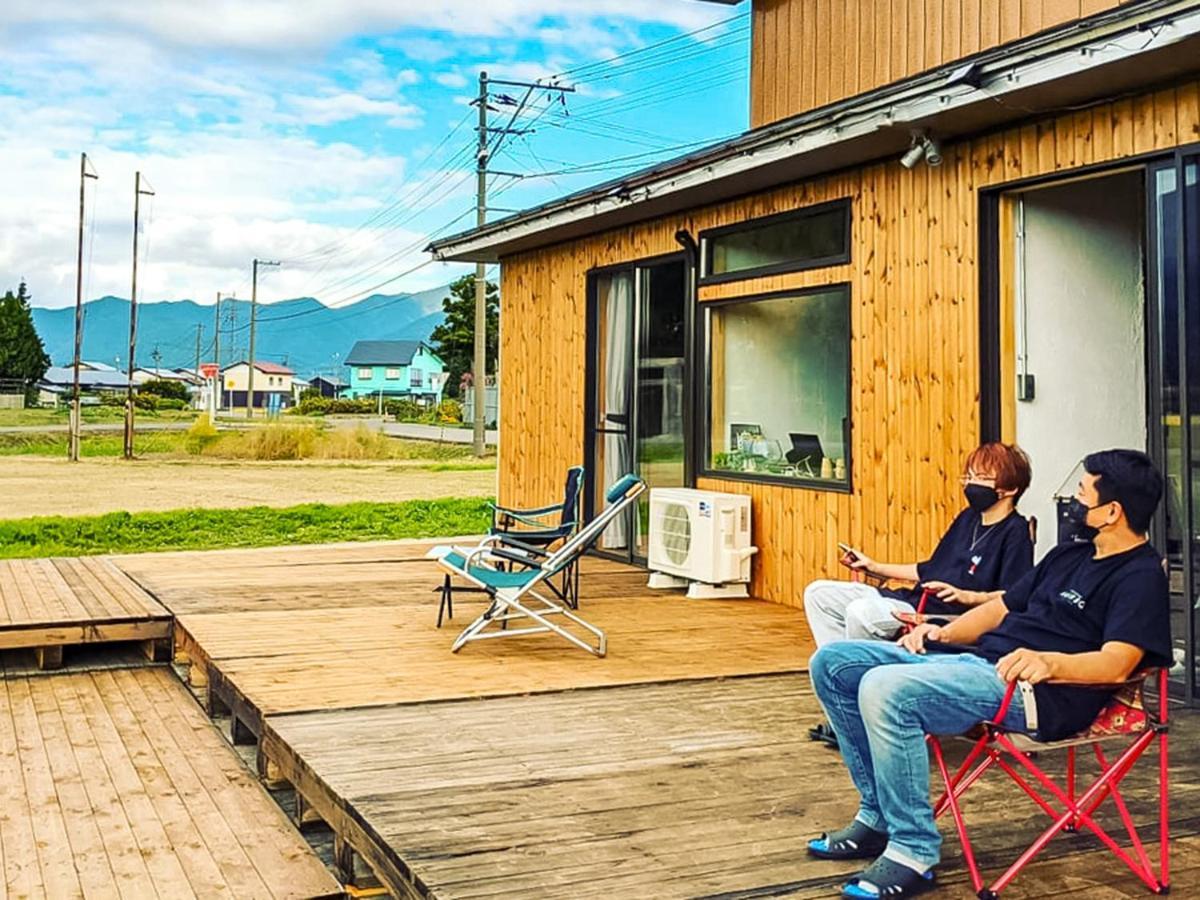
[498,79,1200,608]
[750,0,1131,127]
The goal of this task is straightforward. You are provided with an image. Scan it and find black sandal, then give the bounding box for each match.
[808,721,840,749]
[807,820,888,860]
[841,856,937,898]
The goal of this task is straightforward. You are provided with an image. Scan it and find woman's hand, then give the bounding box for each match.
[898,623,943,655]
[923,581,979,607]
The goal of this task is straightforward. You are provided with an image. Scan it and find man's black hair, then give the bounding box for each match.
[1084,449,1163,534]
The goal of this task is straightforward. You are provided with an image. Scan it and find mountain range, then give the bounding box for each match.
[31,285,451,379]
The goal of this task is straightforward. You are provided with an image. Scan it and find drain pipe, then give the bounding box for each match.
[675,229,700,486]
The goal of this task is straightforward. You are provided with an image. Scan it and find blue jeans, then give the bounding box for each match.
[810,641,1028,871]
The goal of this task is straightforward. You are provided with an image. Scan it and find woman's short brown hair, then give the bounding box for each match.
[965,442,1032,502]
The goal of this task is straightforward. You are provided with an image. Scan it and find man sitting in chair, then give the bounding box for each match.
[806,450,1171,899]
[804,442,1035,746]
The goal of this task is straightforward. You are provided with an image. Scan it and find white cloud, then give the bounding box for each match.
[1,1,722,53]
[285,92,423,128]
[434,71,469,89]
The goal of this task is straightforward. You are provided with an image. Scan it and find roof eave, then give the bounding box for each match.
[427,0,1200,263]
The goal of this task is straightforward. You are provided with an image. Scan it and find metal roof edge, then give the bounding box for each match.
[427,0,1200,263]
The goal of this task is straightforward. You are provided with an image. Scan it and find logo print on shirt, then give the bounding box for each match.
[1059,589,1086,610]
[968,555,982,576]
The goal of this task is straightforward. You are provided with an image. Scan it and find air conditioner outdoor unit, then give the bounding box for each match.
[646,487,757,599]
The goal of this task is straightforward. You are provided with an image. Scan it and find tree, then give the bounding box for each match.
[429,274,498,399]
[0,281,51,404]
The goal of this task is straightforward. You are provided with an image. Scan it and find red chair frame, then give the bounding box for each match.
[928,669,1170,899]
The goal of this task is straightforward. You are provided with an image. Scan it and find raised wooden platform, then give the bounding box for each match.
[0,557,172,668]
[0,666,341,898]
[118,542,811,745]
[260,674,1200,900]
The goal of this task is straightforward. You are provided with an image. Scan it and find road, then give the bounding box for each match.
[382,421,498,445]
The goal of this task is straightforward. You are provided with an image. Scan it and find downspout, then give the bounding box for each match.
[675,229,699,487]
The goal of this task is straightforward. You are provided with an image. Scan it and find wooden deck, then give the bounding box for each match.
[0,557,172,668]
[260,673,1200,900]
[0,665,341,899]
[52,538,1193,899]
[117,542,811,743]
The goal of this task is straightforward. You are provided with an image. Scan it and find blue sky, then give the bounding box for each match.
[0,1,750,309]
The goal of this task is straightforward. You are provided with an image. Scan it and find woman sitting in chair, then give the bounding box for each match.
[804,442,1035,746]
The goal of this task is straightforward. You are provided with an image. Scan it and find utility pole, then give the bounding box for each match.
[193,325,203,377]
[70,152,98,462]
[213,292,222,411]
[124,171,155,460]
[469,73,572,457]
[472,70,489,458]
[247,258,280,419]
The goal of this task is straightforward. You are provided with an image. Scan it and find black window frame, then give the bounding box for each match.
[697,282,853,493]
[699,198,853,286]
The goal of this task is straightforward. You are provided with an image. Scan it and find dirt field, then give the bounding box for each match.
[0,457,496,519]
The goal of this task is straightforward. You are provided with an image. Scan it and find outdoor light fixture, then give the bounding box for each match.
[900,132,943,169]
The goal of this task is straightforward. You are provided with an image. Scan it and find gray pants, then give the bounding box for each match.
[802,579,915,648]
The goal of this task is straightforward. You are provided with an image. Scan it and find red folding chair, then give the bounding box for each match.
[929,669,1170,898]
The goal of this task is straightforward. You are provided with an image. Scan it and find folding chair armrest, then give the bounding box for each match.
[494,535,553,558]
[489,547,546,570]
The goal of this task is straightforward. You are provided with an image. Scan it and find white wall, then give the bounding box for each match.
[1015,172,1146,559]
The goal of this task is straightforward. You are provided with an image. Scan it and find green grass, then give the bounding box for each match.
[0,407,196,427]
[0,498,492,559]
[0,427,492,463]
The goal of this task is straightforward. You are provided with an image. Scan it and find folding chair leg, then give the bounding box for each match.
[930,737,986,896]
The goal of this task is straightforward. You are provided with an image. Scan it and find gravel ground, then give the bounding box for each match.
[0,457,496,519]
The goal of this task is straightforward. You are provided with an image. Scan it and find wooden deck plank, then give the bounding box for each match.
[0,668,340,899]
[263,675,1197,900]
[0,556,171,657]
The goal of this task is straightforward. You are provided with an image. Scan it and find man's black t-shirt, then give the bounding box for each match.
[971,541,1171,741]
[882,508,1034,614]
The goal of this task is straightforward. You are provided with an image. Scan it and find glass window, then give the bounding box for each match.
[410,368,423,387]
[385,367,401,380]
[358,368,373,380]
[703,200,850,282]
[705,285,850,486]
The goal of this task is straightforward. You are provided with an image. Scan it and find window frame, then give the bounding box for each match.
[697,283,853,493]
[698,198,852,286]
[385,367,401,381]
[410,368,423,388]
[358,367,374,381]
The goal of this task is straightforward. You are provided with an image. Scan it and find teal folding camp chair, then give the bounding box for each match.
[436,465,585,627]
[430,474,645,657]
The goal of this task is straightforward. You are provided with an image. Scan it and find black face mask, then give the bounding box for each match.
[964,483,1001,514]
[1064,498,1101,541]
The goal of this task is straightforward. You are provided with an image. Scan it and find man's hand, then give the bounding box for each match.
[996,648,1055,684]
[843,550,874,574]
[898,623,942,655]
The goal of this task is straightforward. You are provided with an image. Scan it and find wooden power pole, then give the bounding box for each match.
[123,171,155,460]
[69,152,98,462]
[246,258,279,419]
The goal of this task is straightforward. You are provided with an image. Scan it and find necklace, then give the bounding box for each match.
[969,520,997,551]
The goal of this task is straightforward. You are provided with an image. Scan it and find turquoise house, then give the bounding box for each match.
[343,340,447,403]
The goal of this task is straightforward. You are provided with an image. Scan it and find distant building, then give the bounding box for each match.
[308,375,347,399]
[219,361,296,412]
[343,340,446,404]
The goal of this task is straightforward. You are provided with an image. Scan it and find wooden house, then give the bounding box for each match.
[429,0,1200,703]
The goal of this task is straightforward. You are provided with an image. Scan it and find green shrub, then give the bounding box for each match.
[134,393,159,411]
[141,378,191,402]
[436,398,463,424]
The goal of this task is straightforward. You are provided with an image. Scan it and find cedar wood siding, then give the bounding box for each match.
[497,79,1200,608]
[750,0,1135,128]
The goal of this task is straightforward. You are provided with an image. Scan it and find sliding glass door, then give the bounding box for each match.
[586,256,688,562]
[1149,153,1200,703]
